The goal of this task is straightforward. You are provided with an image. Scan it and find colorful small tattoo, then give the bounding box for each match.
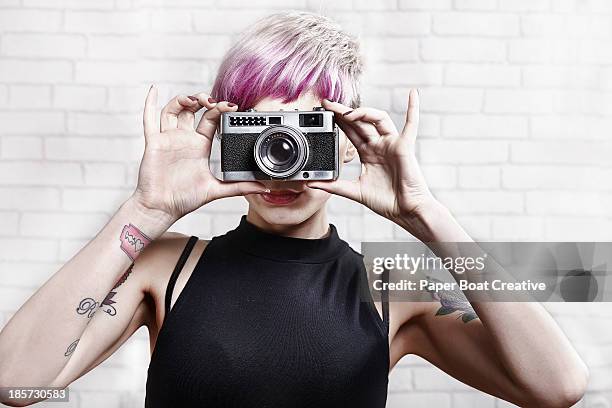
[119,224,151,261]
[101,264,134,317]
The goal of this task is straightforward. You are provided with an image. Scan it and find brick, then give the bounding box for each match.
[400,0,451,9]
[2,34,86,58]
[328,196,364,215]
[108,86,148,112]
[20,212,109,239]
[502,166,611,191]
[88,35,143,60]
[0,262,57,287]
[76,392,120,408]
[0,60,72,84]
[202,197,248,213]
[522,15,612,39]
[0,212,19,236]
[522,66,598,89]
[362,38,420,62]
[453,0,496,10]
[354,0,397,10]
[168,213,213,237]
[1,136,43,159]
[508,39,579,64]
[531,116,612,140]
[491,216,544,240]
[361,86,392,111]
[72,366,146,391]
[143,35,232,59]
[453,393,495,408]
[500,0,550,11]
[0,10,62,31]
[8,85,52,109]
[65,11,149,33]
[414,367,472,390]
[0,85,7,106]
[84,163,126,187]
[151,10,193,32]
[62,188,132,212]
[0,238,57,261]
[421,165,457,189]
[433,13,519,37]
[0,187,61,210]
[435,191,523,214]
[579,41,612,65]
[22,0,114,7]
[363,12,431,36]
[387,392,450,408]
[0,112,64,135]
[421,38,506,62]
[76,61,209,84]
[348,212,395,241]
[0,287,35,311]
[441,115,528,139]
[526,192,607,216]
[511,141,612,166]
[211,214,242,235]
[133,0,213,6]
[455,215,491,239]
[58,239,88,262]
[54,86,107,110]
[45,137,143,162]
[458,166,500,189]
[364,64,443,86]
[545,217,612,241]
[216,0,306,8]
[445,64,521,87]
[388,366,413,391]
[419,140,508,164]
[0,162,82,186]
[193,10,271,33]
[399,88,483,113]
[67,112,142,136]
[484,90,555,114]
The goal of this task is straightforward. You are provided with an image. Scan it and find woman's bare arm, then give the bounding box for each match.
[0,198,173,406]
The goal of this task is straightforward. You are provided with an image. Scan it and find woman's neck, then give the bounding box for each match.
[245,208,330,239]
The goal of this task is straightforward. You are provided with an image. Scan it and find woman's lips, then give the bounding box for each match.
[260,190,302,205]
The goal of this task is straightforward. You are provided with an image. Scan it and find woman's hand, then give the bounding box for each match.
[309,89,438,236]
[131,85,267,223]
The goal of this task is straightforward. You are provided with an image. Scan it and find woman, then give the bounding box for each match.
[0,11,588,408]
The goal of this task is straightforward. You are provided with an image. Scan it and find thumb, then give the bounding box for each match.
[308,179,361,203]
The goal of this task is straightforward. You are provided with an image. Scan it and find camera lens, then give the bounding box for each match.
[254,126,309,178]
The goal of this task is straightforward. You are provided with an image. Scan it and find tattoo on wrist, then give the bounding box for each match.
[119,223,151,261]
[425,277,479,323]
[101,263,134,317]
[64,339,79,357]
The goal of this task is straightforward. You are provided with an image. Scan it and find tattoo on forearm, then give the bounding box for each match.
[64,339,79,357]
[76,298,98,318]
[75,264,134,318]
[425,277,479,323]
[100,263,134,317]
[119,223,151,261]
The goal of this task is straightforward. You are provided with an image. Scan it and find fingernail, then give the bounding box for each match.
[228,102,237,107]
[208,97,217,104]
[343,110,354,116]
[187,95,198,102]
[261,188,271,193]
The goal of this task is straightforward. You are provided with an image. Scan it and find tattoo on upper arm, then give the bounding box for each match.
[119,224,151,261]
[64,339,79,357]
[75,263,134,319]
[425,277,479,323]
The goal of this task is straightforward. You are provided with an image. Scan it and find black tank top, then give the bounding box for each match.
[145,216,389,407]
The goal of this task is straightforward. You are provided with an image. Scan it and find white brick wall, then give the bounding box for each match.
[0,1,611,407]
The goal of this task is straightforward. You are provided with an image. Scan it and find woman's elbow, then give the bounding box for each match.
[533,365,589,408]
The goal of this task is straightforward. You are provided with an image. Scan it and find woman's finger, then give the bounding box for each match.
[191,93,218,110]
[143,84,158,141]
[160,94,199,131]
[212,180,269,201]
[343,107,398,137]
[307,179,361,203]
[401,88,420,144]
[322,99,373,146]
[195,101,239,140]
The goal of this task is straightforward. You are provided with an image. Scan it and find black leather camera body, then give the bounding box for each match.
[218,108,339,181]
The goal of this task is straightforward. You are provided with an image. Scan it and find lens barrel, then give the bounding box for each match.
[254,125,309,178]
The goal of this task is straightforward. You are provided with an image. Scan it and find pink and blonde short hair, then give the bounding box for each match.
[211,12,362,110]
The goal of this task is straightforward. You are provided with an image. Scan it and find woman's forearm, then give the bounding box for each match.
[0,197,173,388]
[395,201,589,406]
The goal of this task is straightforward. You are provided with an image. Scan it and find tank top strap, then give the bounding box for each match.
[381,267,390,336]
[164,235,199,318]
